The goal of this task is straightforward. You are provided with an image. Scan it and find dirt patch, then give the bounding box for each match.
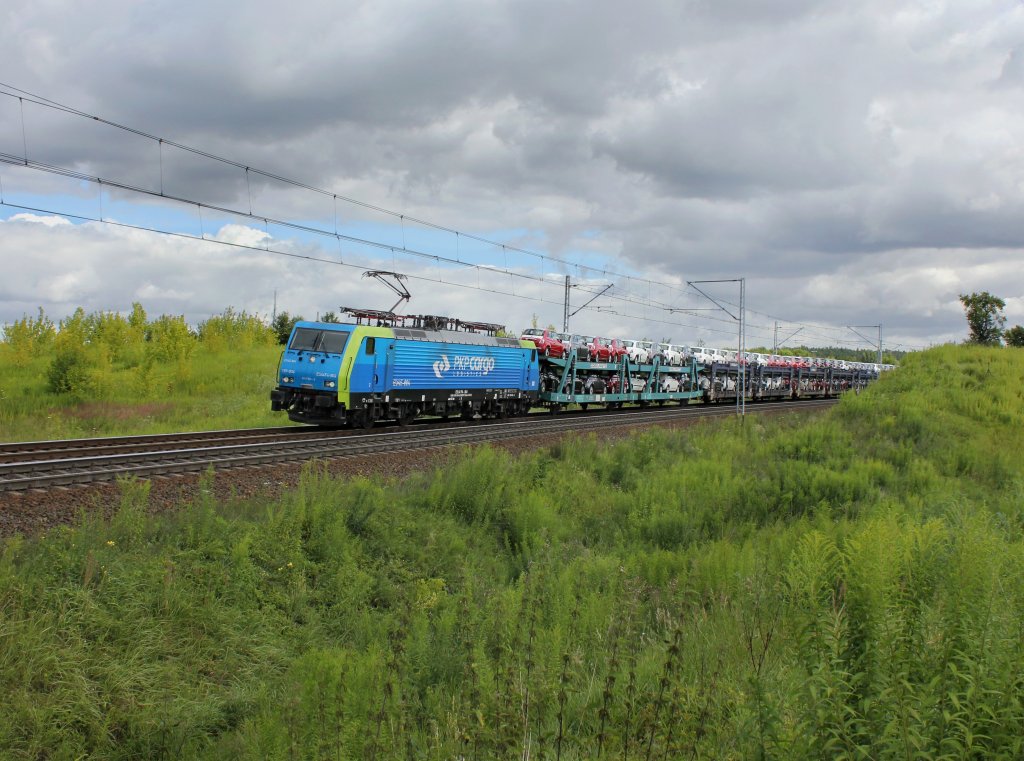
[59,401,175,422]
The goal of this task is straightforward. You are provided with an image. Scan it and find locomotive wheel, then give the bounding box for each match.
[354,411,375,430]
[397,406,415,427]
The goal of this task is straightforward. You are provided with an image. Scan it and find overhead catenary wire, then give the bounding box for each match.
[0,148,692,320]
[0,196,754,340]
[0,158,891,348]
[0,83,779,324]
[0,86,817,334]
[2,145,798,346]
[0,82,919,348]
[0,84,692,302]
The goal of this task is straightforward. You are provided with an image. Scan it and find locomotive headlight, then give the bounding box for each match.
[282,376,293,383]
[325,381,336,388]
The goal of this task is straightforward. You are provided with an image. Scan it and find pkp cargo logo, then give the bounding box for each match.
[432,355,451,379]
[433,354,495,379]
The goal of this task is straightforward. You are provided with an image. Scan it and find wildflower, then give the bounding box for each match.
[287,562,294,569]
[106,540,115,547]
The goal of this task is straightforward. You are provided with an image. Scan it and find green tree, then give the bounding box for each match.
[198,307,275,350]
[2,307,55,366]
[320,312,340,323]
[1005,325,1024,347]
[90,311,135,363]
[271,311,303,345]
[959,291,1006,345]
[146,315,196,362]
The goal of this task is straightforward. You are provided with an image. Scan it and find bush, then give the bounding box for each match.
[1,308,55,366]
[46,347,90,394]
[145,314,196,363]
[199,307,275,351]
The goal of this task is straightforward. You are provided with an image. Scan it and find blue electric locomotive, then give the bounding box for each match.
[271,317,540,427]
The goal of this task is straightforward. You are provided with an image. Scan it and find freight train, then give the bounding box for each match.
[270,312,882,427]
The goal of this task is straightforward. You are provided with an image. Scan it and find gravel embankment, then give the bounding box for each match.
[0,405,825,538]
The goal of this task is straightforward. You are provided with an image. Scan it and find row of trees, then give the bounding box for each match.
[3,305,324,361]
[960,292,1024,347]
[1,304,280,394]
[4,293,1018,391]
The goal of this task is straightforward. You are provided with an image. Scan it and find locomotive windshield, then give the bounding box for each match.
[289,328,351,354]
[319,331,349,354]
[289,328,320,351]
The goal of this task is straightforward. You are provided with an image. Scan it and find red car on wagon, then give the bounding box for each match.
[520,328,567,358]
[587,336,616,362]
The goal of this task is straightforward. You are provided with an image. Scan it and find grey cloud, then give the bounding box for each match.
[2,0,1024,350]
[998,47,1024,86]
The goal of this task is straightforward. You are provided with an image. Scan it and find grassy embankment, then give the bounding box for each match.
[2,345,1024,758]
[0,305,287,440]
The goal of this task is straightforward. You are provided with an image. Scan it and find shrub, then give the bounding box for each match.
[88,310,141,364]
[199,307,275,351]
[145,314,196,363]
[46,346,90,394]
[1,307,55,366]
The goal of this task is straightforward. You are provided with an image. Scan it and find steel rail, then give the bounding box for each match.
[0,404,734,462]
[0,425,303,454]
[0,426,358,463]
[0,399,836,492]
[0,404,686,461]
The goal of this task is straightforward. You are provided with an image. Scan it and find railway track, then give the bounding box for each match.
[0,398,837,492]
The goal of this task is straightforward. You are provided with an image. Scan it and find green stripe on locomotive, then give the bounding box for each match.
[335,325,395,409]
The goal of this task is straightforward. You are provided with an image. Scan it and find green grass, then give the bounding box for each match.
[0,304,290,440]
[2,345,1024,758]
[0,344,287,440]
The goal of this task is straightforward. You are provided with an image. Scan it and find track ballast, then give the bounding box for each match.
[0,399,836,493]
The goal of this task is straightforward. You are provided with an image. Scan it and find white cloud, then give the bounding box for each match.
[8,212,71,227]
[213,223,272,247]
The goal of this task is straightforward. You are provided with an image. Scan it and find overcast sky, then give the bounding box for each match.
[2,0,1023,351]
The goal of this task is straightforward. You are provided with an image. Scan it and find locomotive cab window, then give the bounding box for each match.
[319,330,349,354]
[365,337,376,355]
[289,328,320,351]
[290,328,350,354]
